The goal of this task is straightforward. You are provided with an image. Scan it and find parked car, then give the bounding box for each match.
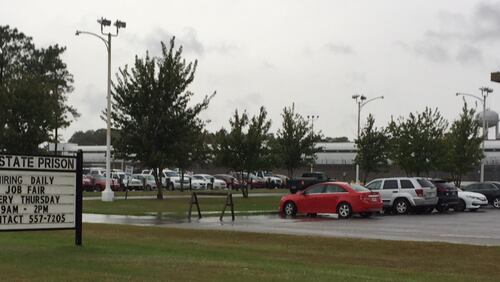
[279,182,383,218]
[124,174,157,190]
[163,170,190,190]
[142,174,158,190]
[185,175,207,190]
[82,174,94,191]
[89,167,106,176]
[254,171,283,188]
[214,174,241,189]
[430,180,460,212]
[462,182,500,209]
[365,177,438,215]
[287,172,331,193]
[193,174,227,189]
[230,172,267,188]
[455,187,489,212]
[92,174,121,191]
[273,174,289,188]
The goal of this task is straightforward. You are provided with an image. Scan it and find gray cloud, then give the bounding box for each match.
[262,60,274,69]
[226,92,263,113]
[142,27,205,56]
[325,43,354,55]
[456,44,483,64]
[346,71,367,83]
[134,27,238,58]
[414,42,450,63]
[206,42,239,55]
[472,2,500,42]
[404,2,500,65]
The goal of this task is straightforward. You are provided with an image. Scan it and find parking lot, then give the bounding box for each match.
[84,207,500,246]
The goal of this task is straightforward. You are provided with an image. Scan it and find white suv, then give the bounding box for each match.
[365,177,438,214]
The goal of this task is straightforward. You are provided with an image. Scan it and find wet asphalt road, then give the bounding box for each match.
[84,207,500,246]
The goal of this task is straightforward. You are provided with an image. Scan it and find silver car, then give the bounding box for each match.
[365,177,438,214]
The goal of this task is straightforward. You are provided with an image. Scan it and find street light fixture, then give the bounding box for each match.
[456,87,493,182]
[307,115,319,172]
[352,94,384,184]
[76,17,126,202]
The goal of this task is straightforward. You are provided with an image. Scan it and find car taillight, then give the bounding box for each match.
[415,188,424,197]
[301,180,304,185]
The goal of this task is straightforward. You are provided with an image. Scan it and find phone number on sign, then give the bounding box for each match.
[29,214,66,224]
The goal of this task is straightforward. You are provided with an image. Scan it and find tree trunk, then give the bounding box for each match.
[180,169,185,192]
[154,168,163,200]
[54,127,58,155]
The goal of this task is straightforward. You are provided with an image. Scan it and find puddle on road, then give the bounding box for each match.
[83,213,360,227]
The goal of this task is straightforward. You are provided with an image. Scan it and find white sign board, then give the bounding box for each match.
[0,154,79,231]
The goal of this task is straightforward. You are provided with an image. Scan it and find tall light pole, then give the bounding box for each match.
[456,87,493,182]
[352,94,384,184]
[307,115,319,172]
[76,17,126,202]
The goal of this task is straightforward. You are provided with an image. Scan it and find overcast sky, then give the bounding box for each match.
[2,0,500,142]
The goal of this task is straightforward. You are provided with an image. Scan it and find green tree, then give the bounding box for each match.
[321,136,349,142]
[213,109,249,175]
[175,125,212,191]
[387,107,448,176]
[68,128,120,145]
[274,103,317,177]
[213,107,272,197]
[355,114,389,183]
[442,102,483,187]
[0,25,78,154]
[111,37,213,199]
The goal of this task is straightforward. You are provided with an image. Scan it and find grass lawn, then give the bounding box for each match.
[83,188,288,198]
[83,196,282,216]
[1,223,499,281]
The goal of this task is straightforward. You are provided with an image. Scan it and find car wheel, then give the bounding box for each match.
[454,199,466,212]
[283,201,297,216]
[337,202,352,219]
[360,212,373,218]
[493,197,500,209]
[393,198,410,215]
[308,213,317,217]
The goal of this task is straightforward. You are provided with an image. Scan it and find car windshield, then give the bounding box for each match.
[350,184,370,192]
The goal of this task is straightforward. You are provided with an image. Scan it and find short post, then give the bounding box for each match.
[187,192,201,221]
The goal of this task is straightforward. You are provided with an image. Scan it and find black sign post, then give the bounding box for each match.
[75,150,83,246]
[0,151,83,246]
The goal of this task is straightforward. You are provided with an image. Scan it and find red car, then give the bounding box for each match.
[279,182,383,218]
[93,174,121,191]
